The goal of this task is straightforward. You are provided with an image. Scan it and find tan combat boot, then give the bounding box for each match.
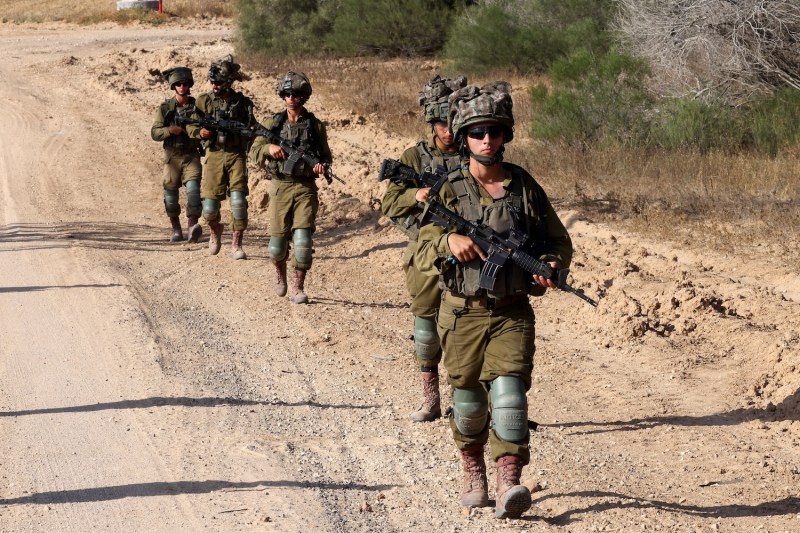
[208,221,223,255]
[409,371,441,422]
[231,230,246,260]
[291,268,308,304]
[495,455,531,519]
[273,261,288,297]
[187,215,202,243]
[169,216,184,242]
[460,444,489,507]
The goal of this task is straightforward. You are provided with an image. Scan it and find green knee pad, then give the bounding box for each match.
[230,190,248,221]
[185,180,202,217]
[452,387,489,436]
[268,235,288,262]
[163,189,180,217]
[490,376,528,442]
[202,198,221,222]
[293,228,313,267]
[413,316,440,362]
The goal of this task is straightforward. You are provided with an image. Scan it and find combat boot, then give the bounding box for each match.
[187,215,202,243]
[291,268,309,304]
[409,370,441,422]
[208,221,223,255]
[169,216,184,242]
[273,261,288,297]
[495,455,532,519]
[460,444,489,507]
[231,230,246,260]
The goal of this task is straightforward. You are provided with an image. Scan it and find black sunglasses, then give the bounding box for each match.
[466,125,504,140]
[174,81,191,87]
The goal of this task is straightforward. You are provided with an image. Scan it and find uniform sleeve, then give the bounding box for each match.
[151,105,170,142]
[249,116,275,166]
[414,183,458,276]
[381,145,423,218]
[536,191,574,269]
[315,120,333,165]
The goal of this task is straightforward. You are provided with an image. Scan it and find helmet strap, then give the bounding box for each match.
[459,137,505,166]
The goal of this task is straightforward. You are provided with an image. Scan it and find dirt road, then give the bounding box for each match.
[1,22,798,532]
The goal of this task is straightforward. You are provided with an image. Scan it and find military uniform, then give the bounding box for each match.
[250,110,332,270]
[416,163,572,462]
[152,96,202,189]
[186,90,255,231]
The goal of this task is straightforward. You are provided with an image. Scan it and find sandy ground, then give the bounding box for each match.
[0,22,799,533]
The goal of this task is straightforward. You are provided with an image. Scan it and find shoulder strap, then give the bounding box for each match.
[447,168,482,221]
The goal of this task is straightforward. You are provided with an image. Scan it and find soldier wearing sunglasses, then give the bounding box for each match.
[151,67,203,243]
[415,82,573,519]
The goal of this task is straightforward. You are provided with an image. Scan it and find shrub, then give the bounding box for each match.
[236,0,337,56]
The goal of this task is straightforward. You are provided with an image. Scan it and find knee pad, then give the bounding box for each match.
[293,228,313,266]
[185,180,202,216]
[490,376,528,442]
[452,387,489,436]
[268,235,288,262]
[413,316,440,361]
[163,189,180,217]
[230,190,248,221]
[202,198,220,221]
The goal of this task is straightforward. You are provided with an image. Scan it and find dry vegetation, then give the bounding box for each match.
[0,0,233,24]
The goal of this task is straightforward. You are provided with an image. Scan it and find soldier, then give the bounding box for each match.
[186,55,255,260]
[381,74,467,422]
[415,82,573,518]
[250,71,333,304]
[151,66,203,243]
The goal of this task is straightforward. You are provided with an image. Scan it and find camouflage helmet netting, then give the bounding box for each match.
[448,82,515,142]
[165,67,193,89]
[208,54,242,84]
[276,71,312,98]
[418,74,467,123]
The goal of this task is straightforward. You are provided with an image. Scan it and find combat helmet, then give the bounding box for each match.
[448,81,514,142]
[208,55,242,84]
[164,67,193,90]
[418,74,467,123]
[276,71,312,99]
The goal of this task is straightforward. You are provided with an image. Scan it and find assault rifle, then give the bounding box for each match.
[176,115,345,185]
[378,158,598,307]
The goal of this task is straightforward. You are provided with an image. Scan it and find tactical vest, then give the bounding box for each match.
[205,91,252,151]
[392,141,462,242]
[160,97,199,153]
[441,163,549,298]
[266,110,322,181]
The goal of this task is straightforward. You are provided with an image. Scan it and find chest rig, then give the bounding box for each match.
[206,91,252,150]
[442,163,549,298]
[267,110,321,181]
[161,96,198,152]
[392,141,462,242]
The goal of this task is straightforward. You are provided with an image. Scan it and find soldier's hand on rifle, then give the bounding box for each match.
[168,125,184,136]
[199,128,215,139]
[447,233,487,264]
[313,163,326,175]
[533,262,560,289]
[415,187,431,202]
[268,144,285,160]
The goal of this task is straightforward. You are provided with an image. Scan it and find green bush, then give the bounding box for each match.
[442,0,616,74]
[746,89,800,156]
[647,99,742,153]
[325,0,456,56]
[236,0,337,56]
[530,49,652,148]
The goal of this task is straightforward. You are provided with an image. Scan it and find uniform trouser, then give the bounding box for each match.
[200,149,248,231]
[402,240,442,368]
[269,179,319,270]
[162,151,202,216]
[438,294,535,464]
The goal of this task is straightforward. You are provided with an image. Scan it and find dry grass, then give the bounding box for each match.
[0,0,233,24]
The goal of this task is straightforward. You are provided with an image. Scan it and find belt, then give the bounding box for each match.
[443,292,528,310]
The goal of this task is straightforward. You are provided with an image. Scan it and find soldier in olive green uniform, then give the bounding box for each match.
[381,75,467,422]
[151,67,203,243]
[415,82,573,519]
[250,72,333,304]
[186,55,255,260]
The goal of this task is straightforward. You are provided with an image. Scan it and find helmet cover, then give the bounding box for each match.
[418,74,467,123]
[276,71,312,98]
[448,81,514,142]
